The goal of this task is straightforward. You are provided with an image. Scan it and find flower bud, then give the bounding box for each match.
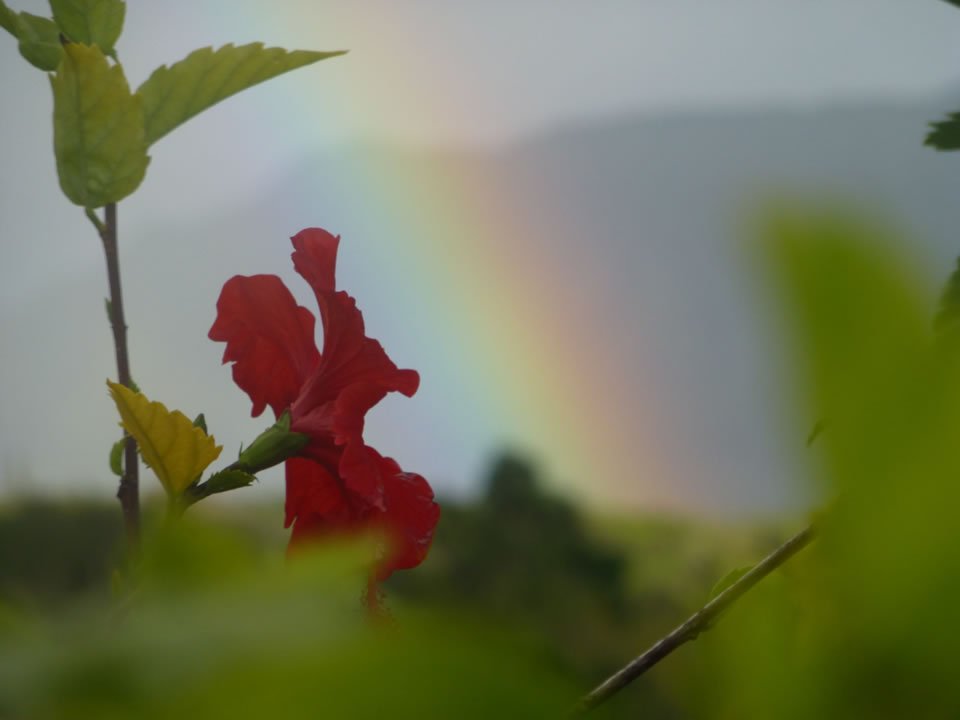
[236,410,310,474]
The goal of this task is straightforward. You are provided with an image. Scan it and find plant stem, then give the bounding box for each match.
[99,202,140,551]
[573,524,815,715]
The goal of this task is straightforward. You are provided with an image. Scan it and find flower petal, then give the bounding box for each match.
[289,229,358,368]
[374,453,440,579]
[293,382,393,448]
[284,456,353,530]
[284,450,439,579]
[209,274,320,418]
[338,435,386,508]
[289,229,419,424]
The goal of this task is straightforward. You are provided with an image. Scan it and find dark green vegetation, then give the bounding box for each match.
[0,500,121,605]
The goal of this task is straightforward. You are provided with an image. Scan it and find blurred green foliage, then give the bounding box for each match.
[0,518,578,718]
[0,458,777,718]
[674,209,960,719]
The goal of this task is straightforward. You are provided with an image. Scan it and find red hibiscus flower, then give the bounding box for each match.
[209,228,439,578]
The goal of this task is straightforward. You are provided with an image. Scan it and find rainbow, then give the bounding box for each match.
[193,5,689,511]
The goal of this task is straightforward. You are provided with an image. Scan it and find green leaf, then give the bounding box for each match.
[50,0,125,56]
[137,42,346,145]
[702,565,752,631]
[926,113,960,151]
[109,437,124,476]
[192,413,207,433]
[0,1,18,38]
[15,12,62,71]
[708,567,751,602]
[50,42,150,207]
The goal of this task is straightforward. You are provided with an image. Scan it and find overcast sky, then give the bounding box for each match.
[4,1,960,147]
[2,0,959,510]
[3,0,957,295]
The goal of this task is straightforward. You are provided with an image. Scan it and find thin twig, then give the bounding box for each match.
[98,202,140,551]
[574,524,815,714]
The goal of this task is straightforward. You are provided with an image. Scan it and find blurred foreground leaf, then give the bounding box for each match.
[685,208,960,719]
[137,43,346,145]
[0,522,575,718]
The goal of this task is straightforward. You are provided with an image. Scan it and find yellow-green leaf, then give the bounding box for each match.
[107,381,222,496]
[50,0,125,56]
[15,12,62,71]
[50,42,149,207]
[137,42,346,145]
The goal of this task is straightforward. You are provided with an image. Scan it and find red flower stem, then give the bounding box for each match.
[99,202,140,552]
[573,523,815,715]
